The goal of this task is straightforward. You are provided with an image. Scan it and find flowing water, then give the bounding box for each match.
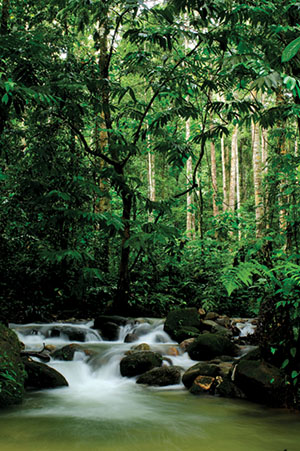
[1,320,299,451]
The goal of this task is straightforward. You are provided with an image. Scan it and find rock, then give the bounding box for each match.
[131,343,151,351]
[179,338,195,352]
[198,308,206,318]
[23,360,68,389]
[189,375,216,395]
[215,316,231,328]
[182,362,220,389]
[204,312,219,321]
[93,316,128,341]
[164,308,203,342]
[216,376,246,399]
[187,333,238,361]
[51,344,90,361]
[234,359,287,406]
[201,320,218,332]
[124,333,138,343]
[0,323,25,407]
[174,327,201,343]
[120,351,163,377]
[166,346,179,357]
[136,366,181,386]
[52,326,88,342]
[93,315,128,328]
[218,362,233,377]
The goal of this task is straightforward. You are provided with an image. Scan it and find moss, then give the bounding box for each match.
[0,323,25,407]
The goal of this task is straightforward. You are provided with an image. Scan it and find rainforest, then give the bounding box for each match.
[1,0,300,449]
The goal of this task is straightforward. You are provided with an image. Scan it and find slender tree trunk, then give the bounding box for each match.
[0,0,10,137]
[236,139,241,240]
[196,172,203,238]
[210,138,219,217]
[186,119,195,239]
[115,186,132,314]
[221,135,228,212]
[229,125,238,211]
[148,148,155,221]
[252,119,264,238]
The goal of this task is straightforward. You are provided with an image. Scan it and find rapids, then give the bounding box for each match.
[1,320,299,451]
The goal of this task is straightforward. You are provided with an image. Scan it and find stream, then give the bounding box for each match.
[1,320,299,451]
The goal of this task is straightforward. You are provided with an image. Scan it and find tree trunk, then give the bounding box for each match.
[221,135,228,212]
[210,138,219,217]
[115,186,132,314]
[252,119,264,238]
[0,0,10,137]
[229,125,238,211]
[148,148,155,222]
[186,119,195,239]
[236,138,241,240]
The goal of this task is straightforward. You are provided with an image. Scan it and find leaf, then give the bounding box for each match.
[282,37,300,62]
[291,370,299,379]
[1,93,9,105]
[281,359,289,369]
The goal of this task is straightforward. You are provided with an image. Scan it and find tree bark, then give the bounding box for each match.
[186,119,195,238]
[252,119,264,238]
[229,125,238,212]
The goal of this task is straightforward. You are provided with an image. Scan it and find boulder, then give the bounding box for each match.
[131,343,151,351]
[50,326,87,342]
[51,344,91,361]
[93,316,129,341]
[179,338,195,352]
[124,333,138,343]
[187,333,237,361]
[189,375,216,395]
[120,351,163,377]
[182,362,220,389]
[0,323,25,407]
[164,308,203,342]
[234,359,287,406]
[136,366,181,386]
[23,360,68,389]
[204,312,219,321]
[216,376,246,399]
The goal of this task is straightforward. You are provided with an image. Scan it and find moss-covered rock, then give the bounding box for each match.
[23,360,68,389]
[164,308,203,342]
[234,359,287,406]
[120,351,163,377]
[51,344,91,361]
[182,362,220,389]
[136,366,181,386]
[0,323,26,407]
[187,332,237,361]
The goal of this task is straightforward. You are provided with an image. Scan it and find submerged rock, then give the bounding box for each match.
[120,351,163,377]
[0,323,25,407]
[23,360,68,389]
[136,366,181,386]
[187,332,237,361]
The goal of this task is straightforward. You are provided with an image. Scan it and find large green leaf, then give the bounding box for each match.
[282,37,300,62]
